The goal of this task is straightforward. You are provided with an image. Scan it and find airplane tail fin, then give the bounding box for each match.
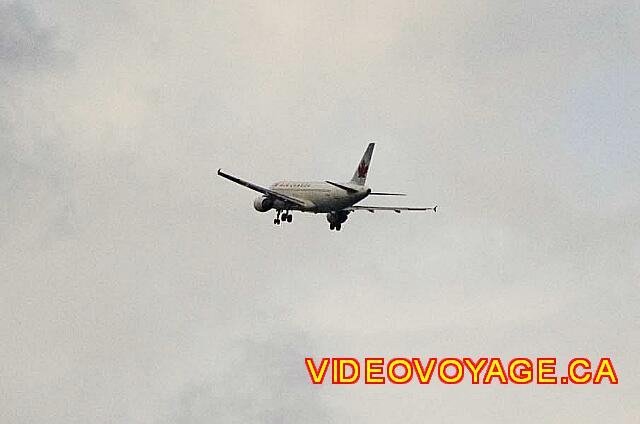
[350,143,375,186]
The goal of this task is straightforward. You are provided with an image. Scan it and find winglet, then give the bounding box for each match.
[217,168,222,175]
[433,205,438,213]
[369,192,406,196]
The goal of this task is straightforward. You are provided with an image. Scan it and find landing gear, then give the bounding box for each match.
[274,210,293,226]
[327,211,348,231]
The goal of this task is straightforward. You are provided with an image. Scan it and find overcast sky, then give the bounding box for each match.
[1,1,639,422]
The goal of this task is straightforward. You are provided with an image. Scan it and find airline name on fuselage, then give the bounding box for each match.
[273,182,312,188]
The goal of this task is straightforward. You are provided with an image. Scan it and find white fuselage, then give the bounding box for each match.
[268,181,370,213]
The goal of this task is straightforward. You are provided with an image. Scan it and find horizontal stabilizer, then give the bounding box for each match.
[369,192,406,196]
[325,180,358,193]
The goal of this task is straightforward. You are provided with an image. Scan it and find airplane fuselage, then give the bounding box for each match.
[265,181,371,213]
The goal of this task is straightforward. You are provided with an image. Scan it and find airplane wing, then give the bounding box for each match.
[217,169,308,207]
[346,205,437,213]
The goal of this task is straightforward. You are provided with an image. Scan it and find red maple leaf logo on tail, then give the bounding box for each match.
[357,161,369,178]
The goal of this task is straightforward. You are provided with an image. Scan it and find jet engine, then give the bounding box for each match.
[253,196,274,212]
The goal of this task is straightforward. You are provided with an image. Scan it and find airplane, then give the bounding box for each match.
[217,143,437,231]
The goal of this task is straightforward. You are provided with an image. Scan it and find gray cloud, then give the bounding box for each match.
[0,1,69,73]
[0,1,75,252]
[1,1,638,423]
[162,332,331,424]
